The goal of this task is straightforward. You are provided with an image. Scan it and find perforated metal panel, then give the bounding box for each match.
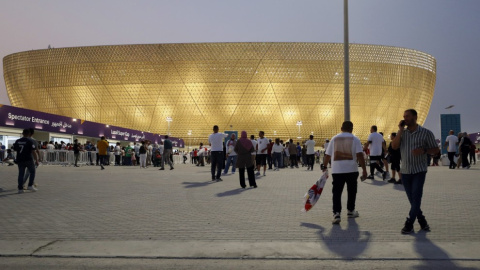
[3,43,436,144]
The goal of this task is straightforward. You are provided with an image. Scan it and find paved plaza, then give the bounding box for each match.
[0,162,479,268]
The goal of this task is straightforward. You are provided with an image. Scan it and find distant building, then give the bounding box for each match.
[440,114,461,154]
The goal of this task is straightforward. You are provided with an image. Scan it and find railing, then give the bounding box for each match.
[1,149,189,166]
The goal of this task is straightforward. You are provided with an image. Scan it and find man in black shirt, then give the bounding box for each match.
[73,139,80,167]
[387,132,402,184]
[13,129,39,193]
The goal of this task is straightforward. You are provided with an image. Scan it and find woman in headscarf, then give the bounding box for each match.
[234,131,257,188]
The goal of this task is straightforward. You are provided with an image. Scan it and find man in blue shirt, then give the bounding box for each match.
[13,129,39,193]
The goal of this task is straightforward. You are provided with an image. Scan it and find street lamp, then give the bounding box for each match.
[166,117,173,135]
[296,121,302,139]
[344,0,350,121]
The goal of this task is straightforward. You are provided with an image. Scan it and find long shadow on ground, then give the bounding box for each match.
[300,219,371,259]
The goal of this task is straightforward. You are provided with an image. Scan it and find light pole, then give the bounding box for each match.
[344,0,350,121]
[166,117,172,135]
[188,130,192,150]
[296,121,302,139]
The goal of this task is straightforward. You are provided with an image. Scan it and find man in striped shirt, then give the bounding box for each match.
[391,109,439,234]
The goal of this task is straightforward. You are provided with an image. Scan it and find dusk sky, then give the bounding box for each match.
[1,0,479,138]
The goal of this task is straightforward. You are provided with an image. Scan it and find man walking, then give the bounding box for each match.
[196,143,205,167]
[323,121,367,224]
[364,125,387,180]
[223,133,238,175]
[443,130,458,169]
[391,109,439,234]
[209,125,228,181]
[288,139,298,168]
[97,136,109,170]
[256,131,269,177]
[161,136,174,170]
[305,135,316,171]
[267,139,273,170]
[14,129,39,193]
[73,139,81,167]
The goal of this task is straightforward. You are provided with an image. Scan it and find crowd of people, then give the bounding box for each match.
[2,109,479,235]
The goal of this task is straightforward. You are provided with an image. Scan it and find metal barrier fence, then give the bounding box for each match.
[1,150,190,167]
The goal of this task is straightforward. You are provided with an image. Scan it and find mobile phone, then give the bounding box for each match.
[400,120,406,127]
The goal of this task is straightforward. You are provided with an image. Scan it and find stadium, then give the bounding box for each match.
[3,42,436,144]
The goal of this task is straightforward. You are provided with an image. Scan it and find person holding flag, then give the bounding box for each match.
[323,121,367,224]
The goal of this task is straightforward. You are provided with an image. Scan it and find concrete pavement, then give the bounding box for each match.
[0,162,479,268]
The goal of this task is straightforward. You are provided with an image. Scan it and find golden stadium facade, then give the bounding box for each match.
[3,43,436,144]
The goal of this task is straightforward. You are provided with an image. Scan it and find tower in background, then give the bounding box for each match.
[440,114,461,154]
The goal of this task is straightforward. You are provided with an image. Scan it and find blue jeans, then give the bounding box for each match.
[224,155,238,174]
[273,152,282,168]
[211,151,224,179]
[402,172,427,222]
[18,160,36,190]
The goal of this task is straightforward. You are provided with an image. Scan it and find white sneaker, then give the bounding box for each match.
[27,186,38,192]
[263,172,266,176]
[375,171,383,178]
[332,212,341,224]
[347,210,359,218]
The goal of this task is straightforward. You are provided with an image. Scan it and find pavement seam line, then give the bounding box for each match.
[3,254,480,261]
[30,240,59,256]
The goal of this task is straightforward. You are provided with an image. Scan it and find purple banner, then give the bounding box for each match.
[469,132,480,144]
[0,104,184,147]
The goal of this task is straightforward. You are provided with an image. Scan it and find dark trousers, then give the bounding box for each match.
[447,152,457,169]
[267,154,273,169]
[115,155,121,165]
[470,152,476,164]
[239,166,256,188]
[369,156,384,175]
[307,154,315,169]
[402,172,426,222]
[18,160,35,190]
[461,148,470,168]
[210,151,223,180]
[98,155,107,168]
[74,153,80,166]
[197,156,204,166]
[289,155,297,167]
[332,172,359,214]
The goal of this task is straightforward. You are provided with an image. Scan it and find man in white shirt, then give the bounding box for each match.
[443,130,459,169]
[208,125,228,182]
[305,135,316,171]
[364,125,387,180]
[114,142,122,166]
[256,131,269,176]
[250,135,258,169]
[323,121,367,224]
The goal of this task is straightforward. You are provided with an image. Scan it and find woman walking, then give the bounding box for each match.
[234,131,257,189]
